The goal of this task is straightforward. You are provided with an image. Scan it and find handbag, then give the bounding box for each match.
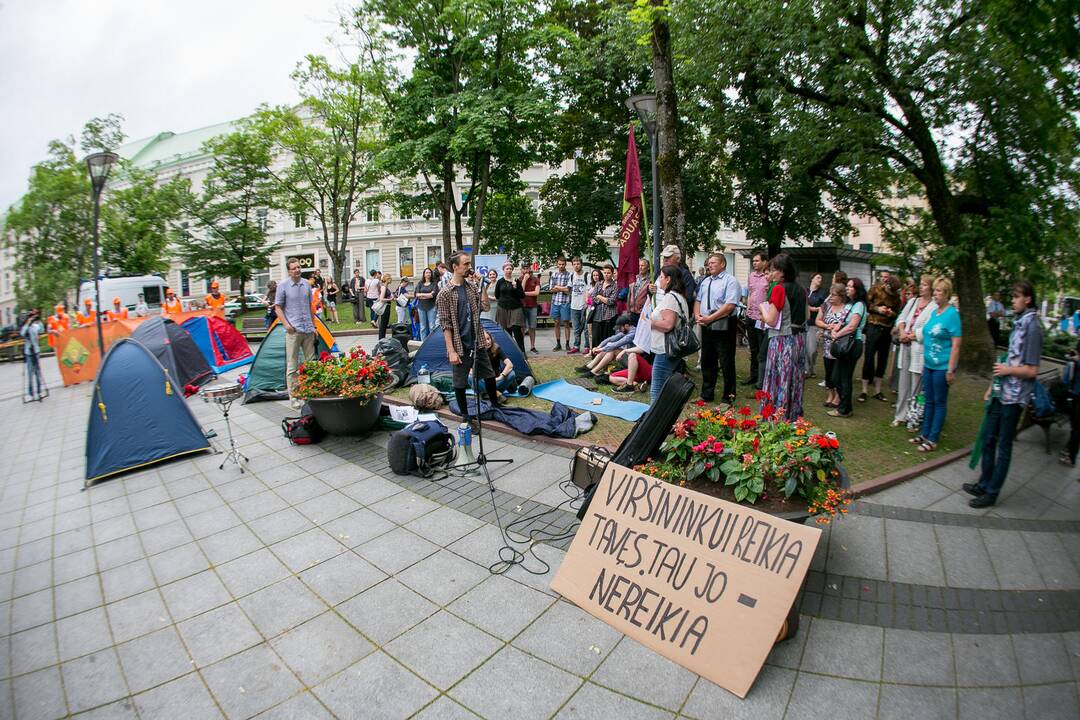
[371,299,388,317]
[664,295,700,359]
[830,306,857,360]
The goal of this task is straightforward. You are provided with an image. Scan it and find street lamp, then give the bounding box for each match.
[85,151,118,355]
[625,94,661,278]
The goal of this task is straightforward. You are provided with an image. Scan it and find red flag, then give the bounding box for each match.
[617,124,646,297]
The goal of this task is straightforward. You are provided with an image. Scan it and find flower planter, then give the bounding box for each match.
[307,394,383,436]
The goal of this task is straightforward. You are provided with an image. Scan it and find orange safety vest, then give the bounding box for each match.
[205,293,227,310]
[107,307,129,322]
[75,310,97,327]
[161,297,182,314]
[46,313,70,347]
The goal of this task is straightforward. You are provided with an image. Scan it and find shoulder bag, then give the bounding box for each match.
[830,305,858,360]
[664,294,700,359]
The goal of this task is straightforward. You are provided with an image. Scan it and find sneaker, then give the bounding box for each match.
[530,348,539,354]
[613,384,635,394]
[553,344,562,351]
[962,483,985,497]
[594,375,612,385]
[740,378,756,386]
[567,347,579,354]
[576,365,593,374]
[969,494,997,508]
[817,380,827,387]
[582,347,590,354]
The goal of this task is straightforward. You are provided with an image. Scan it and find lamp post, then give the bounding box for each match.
[625,94,661,278]
[85,151,118,355]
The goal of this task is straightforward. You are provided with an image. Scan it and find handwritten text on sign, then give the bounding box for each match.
[550,463,821,698]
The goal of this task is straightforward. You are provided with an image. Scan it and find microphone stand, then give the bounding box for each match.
[453,276,512,481]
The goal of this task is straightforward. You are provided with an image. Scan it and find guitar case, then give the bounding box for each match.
[576,372,695,519]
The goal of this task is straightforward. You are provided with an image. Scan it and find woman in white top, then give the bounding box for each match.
[481,269,498,321]
[893,276,933,428]
[649,266,690,404]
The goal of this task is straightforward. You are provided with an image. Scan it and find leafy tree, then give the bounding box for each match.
[253,55,385,287]
[478,188,555,263]
[352,0,551,256]
[687,0,1080,369]
[175,127,280,300]
[101,168,187,275]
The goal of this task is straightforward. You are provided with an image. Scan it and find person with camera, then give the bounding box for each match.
[20,309,46,401]
[437,252,503,425]
[695,252,742,405]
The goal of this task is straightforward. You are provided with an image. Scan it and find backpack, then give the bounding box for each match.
[387,421,456,478]
[281,415,325,445]
[1031,381,1057,419]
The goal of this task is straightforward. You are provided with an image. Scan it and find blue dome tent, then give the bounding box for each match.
[86,339,211,485]
[405,318,533,385]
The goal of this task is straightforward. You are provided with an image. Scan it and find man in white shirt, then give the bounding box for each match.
[568,257,588,354]
[694,253,742,404]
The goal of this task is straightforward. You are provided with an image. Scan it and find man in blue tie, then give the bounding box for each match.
[694,253,742,404]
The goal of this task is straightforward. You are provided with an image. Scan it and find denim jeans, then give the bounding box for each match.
[571,308,586,349]
[976,398,1024,497]
[834,340,862,415]
[650,353,677,404]
[419,307,438,340]
[920,367,950,442]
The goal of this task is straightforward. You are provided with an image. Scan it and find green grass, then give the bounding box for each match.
[391,348,988,486]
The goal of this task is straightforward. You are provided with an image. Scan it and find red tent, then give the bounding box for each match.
[181,315,253,373]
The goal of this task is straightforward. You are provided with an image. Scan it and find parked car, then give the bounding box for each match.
[224,294,268,319]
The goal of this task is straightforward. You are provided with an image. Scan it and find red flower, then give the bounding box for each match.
[752,437,760,453]
[754,389,771,403]
[762,404,776,420]
[711,441,724,453]
[694,399,706,407]
[684,419,697,431]
[319,351,331,362]
[829,438,840,449]
[727,418,739,428]
[738,406,752,416]
[740,419,757,431]
[705,461,714,470]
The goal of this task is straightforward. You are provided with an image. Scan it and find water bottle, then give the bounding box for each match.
[991,352,1007,398]
[418,363,430,385]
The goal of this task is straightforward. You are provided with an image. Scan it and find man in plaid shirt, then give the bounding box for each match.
[549,257,572,351]
[436,252,502,422]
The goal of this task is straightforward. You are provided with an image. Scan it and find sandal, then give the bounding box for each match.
[826,409,852,418]
[857,393,868,403]
[873,392,888,402]
[909,435,927,445]
[890,420,904,427]
[918,441,938,453]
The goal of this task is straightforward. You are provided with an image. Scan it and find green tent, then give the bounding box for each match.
[242,318,337,403]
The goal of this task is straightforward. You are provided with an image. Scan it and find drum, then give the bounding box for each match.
[199,382,243,404]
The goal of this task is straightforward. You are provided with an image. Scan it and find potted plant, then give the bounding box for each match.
[296,347,393,435]
[642,391,852,525]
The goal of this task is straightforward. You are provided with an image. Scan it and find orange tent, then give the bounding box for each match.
[54,310,228,386]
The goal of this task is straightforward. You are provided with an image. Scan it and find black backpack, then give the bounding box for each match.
[387,421,456,477]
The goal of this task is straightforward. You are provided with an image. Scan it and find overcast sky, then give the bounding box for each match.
[0,0,347,211]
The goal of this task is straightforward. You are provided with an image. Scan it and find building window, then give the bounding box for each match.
[399,247,414,279]
[426,246,442,269]
[180,270,190,297]
[293,211,306,228]
[366,205,380,223]
[365,249,381,275]
[256,209,268,232]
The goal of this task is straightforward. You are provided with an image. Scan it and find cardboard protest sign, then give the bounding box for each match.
[550,462,821,698]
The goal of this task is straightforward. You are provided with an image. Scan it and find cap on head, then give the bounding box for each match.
[55,304,64,313]
[661,244,680,259]
[112,297,121,305]
[84,298,92,306]
[210,281,219,289]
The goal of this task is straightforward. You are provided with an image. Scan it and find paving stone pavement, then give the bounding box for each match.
[0,353,1078,719]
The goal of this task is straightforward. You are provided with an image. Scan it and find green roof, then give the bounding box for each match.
[116,119,239,171]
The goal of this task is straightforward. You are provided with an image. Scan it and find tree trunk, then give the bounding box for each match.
[440,167,453,260]
[471,152,491,248]
[650,12,687,253]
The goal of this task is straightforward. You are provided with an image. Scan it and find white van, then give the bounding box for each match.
[77,275,168,311]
